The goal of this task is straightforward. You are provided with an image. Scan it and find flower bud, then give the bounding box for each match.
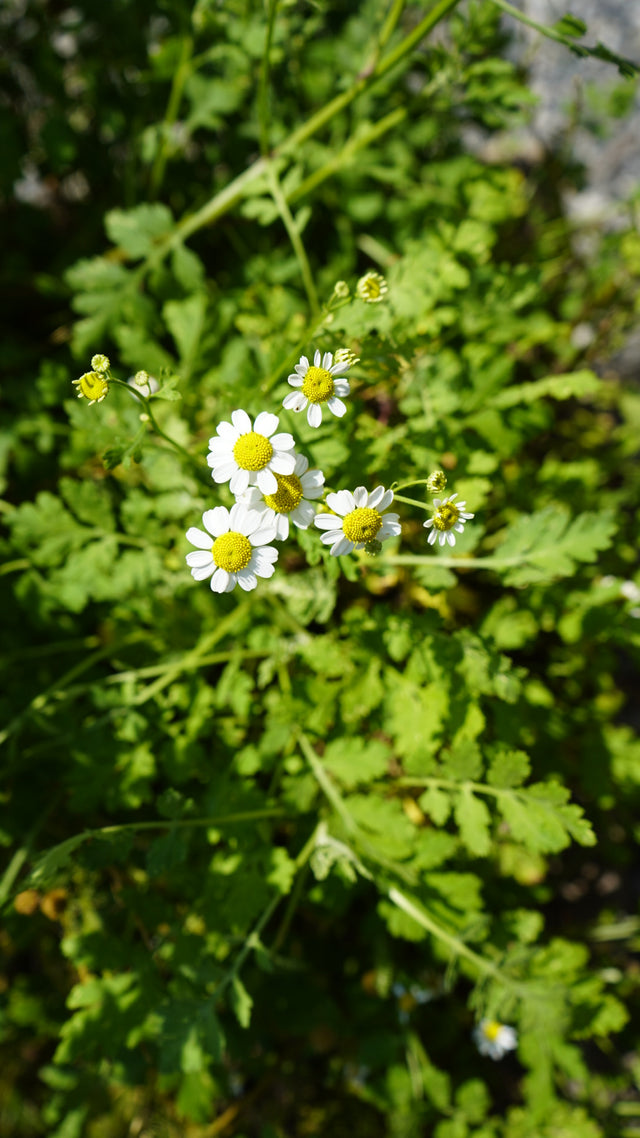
[90,354,110,373]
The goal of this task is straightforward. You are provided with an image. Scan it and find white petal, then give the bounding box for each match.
[273,514,290,541]
[379,489,395,511]
[191,563,215,581]
[231,409,252,434]
[215,421,237,439]
[254,411,279,437]
[353,487,368,508]
[330,362,348,375]
[331,536,353,556]
[186,550,213,568]
[270,432,295,451]
[207,437,234,456]
[301,469,324,491]
[428,529,437,544]
[211,568,231,592]
[322,352,332,369]
[290,502,315,528]
[460,511,474,520]
[314,514,342,530]
[313,349,321,366]
[327,489,355,516]
[293,453,309,475]
[255,546,278,567]
[424,518,434,529]
[287,374,304,387]
[283,391,307,411]
[307,403,322,428]
[186,526,215,549]
[297,356,309,372]
[379,519,401,539]
[249,525,278,546]
[229,501,250,531]
[236,570,258,591]
[202,507,231,537]
[454,523,465,533]
[270,451,296,475]
[212,461,239,484]
[327,396,346,418]
[229,467,250,495]
[433,499,442,509]
[332,380,350,396]
[320,529,343,545]
[256,468,278,495]
[254,558,276,579]
[446,532,456,546]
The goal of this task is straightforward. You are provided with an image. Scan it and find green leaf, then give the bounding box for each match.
[553,14,587,38]
[487,748,530,788]
[105,203,174,259]
[164,293,207,365]
[498,782,595,853]
[491,506,617,586]
[322,738,391,788]
[26,833,87,890]
[419,786,451,826]
[490,369,601,409]
[454,788,492,856]
[229,975,253,1029]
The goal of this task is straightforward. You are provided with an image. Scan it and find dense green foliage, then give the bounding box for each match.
[2,1,640,1136]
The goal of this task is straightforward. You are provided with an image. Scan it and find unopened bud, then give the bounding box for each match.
[90,354,110,373]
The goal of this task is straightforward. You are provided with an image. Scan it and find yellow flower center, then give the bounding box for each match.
[211,532,252,572]
[263,473,304,515]
[75,372,109,402]
[342,507,382,544]
[233,431,274,471]
[483,1021,502,1042]
[301,366,335,404]
[432,503,460,532]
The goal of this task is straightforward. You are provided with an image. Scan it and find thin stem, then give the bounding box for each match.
[258,0,279,156]
[149,35,193,199]
[362,0,407,76]
[154,0,464,250]
[392,493,430,510]
[266,162,320,316]
[133,600,253,706]
[110,378,210,486]
[393,478,434,492]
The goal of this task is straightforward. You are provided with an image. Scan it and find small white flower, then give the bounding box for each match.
[241,453,325,541]
[207,409,296,496]
[282,349,351,429]
[185,503,278,593]
[473,1019,517,1061]
[423,493,474,547]
[314,486,401,557]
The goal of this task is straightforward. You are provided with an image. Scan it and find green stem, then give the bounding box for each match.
[266,162,320,316]
[258,0,280,157]
[297,731,519,990]
[151,0,464,251]
[393,493,431,510]
[488,0,583,49]
[149,35,193,199]
[110,378,210,486]
[133,599,253,706]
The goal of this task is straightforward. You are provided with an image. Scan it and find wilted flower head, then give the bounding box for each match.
[72,371,109,405]
[356,271,388,303]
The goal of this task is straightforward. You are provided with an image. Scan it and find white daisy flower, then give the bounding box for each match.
[314,486,401,557]
[185,503,278,593]
[282,349,352,429]
[473,1019,517,1061]
[207,409,296,496]
[423,493,474,547]
[241,453,325,541]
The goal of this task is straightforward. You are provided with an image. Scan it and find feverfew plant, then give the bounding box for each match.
[3,2,639,1137]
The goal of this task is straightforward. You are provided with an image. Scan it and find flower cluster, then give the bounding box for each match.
[183,277,474,594]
